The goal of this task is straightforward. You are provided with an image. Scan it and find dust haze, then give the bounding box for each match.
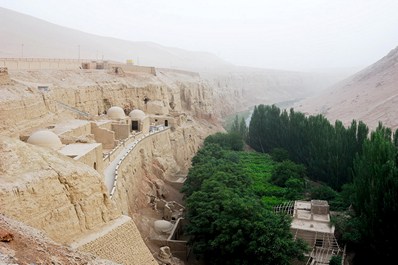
[1,0,398,71]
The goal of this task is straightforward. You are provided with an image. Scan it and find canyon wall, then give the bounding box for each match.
[111,125,206,215]
[0,69,234,137]
[0,68,235,263]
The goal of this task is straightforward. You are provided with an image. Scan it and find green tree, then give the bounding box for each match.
[204,132,244,151]
[270,160,306,187]
[230,115,240,134]
[239,117,248,140]
[248,104,368,190]
[351,126,398,261]
[183,136,308,264]
[270,148,290,162]
[310,185,337,201]
[186,177,307,265]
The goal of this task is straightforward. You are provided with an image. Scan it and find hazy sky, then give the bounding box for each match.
[1,0,398,71]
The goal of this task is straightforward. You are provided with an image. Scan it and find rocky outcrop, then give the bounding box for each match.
[0,214,119,265]
[0,136,119,244]
[0,67,11,85]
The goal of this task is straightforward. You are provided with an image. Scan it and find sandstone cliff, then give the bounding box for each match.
[0,214,119,265]
[0,136,159,265]
[0,135,119,244]
[0,68,232,263]
[0,69,232,137]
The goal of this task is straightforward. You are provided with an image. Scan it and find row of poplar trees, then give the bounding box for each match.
[248,104,398,262]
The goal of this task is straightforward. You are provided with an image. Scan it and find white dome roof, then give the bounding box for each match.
[129,109,146,120]
[107,106,125,120]
[154,220,174,234]
[27,130,62,150]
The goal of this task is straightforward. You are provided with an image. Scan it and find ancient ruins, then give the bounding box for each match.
[0,58,242,264]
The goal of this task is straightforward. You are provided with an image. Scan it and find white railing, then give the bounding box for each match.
[109,127,169,199]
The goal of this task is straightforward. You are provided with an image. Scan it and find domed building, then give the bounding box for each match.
[129,109,146,120]
[103,106,131,141]
[107,106,126,120]
[129,109,149,133]
[154,220,174,234]
[27,130,63,150]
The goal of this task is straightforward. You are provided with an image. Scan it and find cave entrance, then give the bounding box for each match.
[165,120,168,127]
[132,120,139,131]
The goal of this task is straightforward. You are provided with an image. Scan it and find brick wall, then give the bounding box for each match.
[79,219,158,265]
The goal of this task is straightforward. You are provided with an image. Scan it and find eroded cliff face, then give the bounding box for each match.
[112,118,215,216]
[0,136,119,244]
[0,69,232,137]
[0,68,237,263]
[0,214,119,265]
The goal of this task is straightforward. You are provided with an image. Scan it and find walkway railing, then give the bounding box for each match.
[109,126,169,199]
[103,131,143,165]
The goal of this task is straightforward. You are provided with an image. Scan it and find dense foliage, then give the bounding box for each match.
[230,115,248,140]
[223,109,252,132]
[347,125,398,263]
[248,104,368,190]
[204,132,244,151]
[182,137,307,265]
[248,104,398,263]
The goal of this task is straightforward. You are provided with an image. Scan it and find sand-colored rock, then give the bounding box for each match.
[0,136,119,244]
[0,229,13,242]
[110,117,217,215]
[0,67,12,85]
[0,214,119,265]
[78,216,158,265]
[0,67,231,263]
[0,69,229,138]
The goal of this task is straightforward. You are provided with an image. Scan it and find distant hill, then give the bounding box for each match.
[295,46,398,130]
[0,7,352,106]
[0,7,232,70]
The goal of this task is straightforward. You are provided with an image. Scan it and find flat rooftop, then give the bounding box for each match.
[94,120,113,126]
[59,143,101,159]
[291,218,335,234]
[52,119,91,135]
[292,200,333,233]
